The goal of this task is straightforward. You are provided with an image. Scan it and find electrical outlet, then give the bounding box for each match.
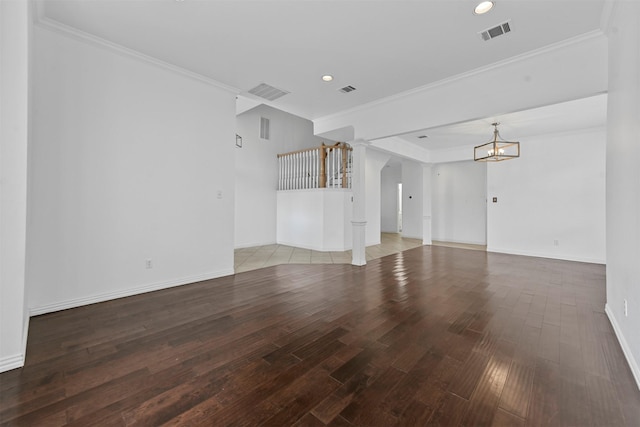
[624,299,628,317]
[554,239,559,246]
[146,259,153,269]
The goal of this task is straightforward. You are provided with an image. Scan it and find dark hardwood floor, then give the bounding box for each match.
[1,246,639,426]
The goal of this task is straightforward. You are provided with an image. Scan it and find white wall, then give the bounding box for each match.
[365,149,390,245]
[380,161,401,233]
[605,0,640,389]
[277,189,352,251]
[0,0,30,373]
[235,105,324,248]
[27,26,237,314]
[432,161,487,245]
[487,128,606,264]
[401,160,424,240]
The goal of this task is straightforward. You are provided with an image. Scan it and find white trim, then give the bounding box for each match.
[0,354,25,374]
[400,233,423,241]
[234,241,277,249]
[29,269,234,316]
[2,316,32,373]
[432,238,487,246]
[34,17,239,95]
[315,30,606,123]
[605,304,640,390]
[275,241,352,252]
[487,246,605,265]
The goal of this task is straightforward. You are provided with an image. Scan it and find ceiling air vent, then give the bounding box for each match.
[479,21,512,41]
[248,83,289,101]
[339,85,357,93]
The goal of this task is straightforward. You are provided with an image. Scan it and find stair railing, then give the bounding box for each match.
[277,142,352,190]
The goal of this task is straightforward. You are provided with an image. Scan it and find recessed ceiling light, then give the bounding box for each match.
[474,1,494,15]
[322,75,334,82]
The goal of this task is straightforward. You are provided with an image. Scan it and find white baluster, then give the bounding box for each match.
[312,149,317,188]
[332,148,336,188]
[309,150,312,188]
[307,151,311,189]
[296,153,302,190]
[337,148,342,188]
[287,155,291,190]
[304,151,308,189]
[327,149,331,188]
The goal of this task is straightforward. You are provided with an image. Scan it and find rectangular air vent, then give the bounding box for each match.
[260,117,270,140]
[480,21,512,41]
[340,85,357,93]
[248,83,289,101]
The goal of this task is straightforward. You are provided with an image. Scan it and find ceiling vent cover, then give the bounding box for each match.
[340,85,357,93]
[248,83,289,101]
[479,21,512,41]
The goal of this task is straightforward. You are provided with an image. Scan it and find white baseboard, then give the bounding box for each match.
[605,303,640,390]
[487,246,605,265]
[0,353,25,373]
[0,307,31,373]
[276,241,352,252]
[234,241,277,249]
[432,238,486,246]
[29,269,234,317]
[400,233,422,240]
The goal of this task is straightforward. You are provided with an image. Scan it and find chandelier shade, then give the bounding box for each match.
[474,122,520,162]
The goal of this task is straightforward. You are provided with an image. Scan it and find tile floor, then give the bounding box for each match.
[234,233,486,273]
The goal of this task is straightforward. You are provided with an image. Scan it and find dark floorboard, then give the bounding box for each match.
[1,245,639,426]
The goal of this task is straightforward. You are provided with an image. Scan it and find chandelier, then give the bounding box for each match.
[474,122,520,162]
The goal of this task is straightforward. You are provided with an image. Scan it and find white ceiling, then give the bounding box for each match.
[394,93,608,150]
[39,0,607,122]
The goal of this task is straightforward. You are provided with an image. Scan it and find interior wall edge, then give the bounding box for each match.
[28,269,234,317]
[606,304,640,391]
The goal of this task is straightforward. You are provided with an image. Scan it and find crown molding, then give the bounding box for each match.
[34,15,240,95]
[315,29,607,124]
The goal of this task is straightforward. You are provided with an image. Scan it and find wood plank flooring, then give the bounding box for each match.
[2,246,639,426]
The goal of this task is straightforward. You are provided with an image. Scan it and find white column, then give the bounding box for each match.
[0,0,30,373]
[422,163,433,245]
[351,139,369,266]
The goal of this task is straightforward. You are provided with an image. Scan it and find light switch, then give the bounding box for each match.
[217,190,223,199]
